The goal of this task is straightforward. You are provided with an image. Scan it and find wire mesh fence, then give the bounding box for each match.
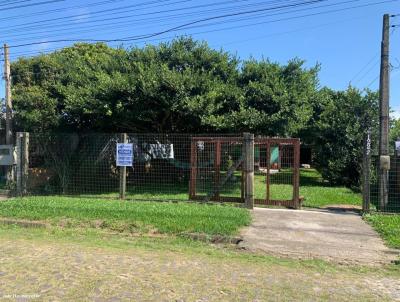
[368,155,400,212]
[18,132,301,207]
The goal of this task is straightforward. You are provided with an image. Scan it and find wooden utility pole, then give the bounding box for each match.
[379,14,390,209]
[3,44,12,145]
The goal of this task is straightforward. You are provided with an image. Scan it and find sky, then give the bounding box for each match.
[0,0,399,116]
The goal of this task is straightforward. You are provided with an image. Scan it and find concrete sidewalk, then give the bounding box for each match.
[240,208,399,265]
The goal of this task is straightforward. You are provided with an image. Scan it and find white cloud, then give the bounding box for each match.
[70,8,91,24]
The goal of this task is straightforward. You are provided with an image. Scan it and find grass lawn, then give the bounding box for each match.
[254,169,361,208]
[365,214,400,249]
[0,196,250,236]
[40,168,362,208]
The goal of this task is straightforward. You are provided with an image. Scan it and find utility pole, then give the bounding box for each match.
[3,44,12,146]
[379,14,390,209]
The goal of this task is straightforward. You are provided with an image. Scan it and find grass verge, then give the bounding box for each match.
[365,214,400,249]
[0,196,251,236]
[0,223,394,275]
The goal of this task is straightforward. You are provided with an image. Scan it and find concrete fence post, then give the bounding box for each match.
[16,132,29,196]
[362,130,371,212]
[119,133,128,200]
[243,133,254,209]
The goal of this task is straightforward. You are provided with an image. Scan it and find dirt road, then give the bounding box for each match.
[0,235,399,301]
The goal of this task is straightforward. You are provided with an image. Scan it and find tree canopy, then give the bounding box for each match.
[10,37,379,186]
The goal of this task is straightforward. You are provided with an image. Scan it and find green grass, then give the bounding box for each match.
[0,196,250,236]
[254,169,361,208]
[1,223,400,276]
[27,168,363,209]
[193,169,361,208]
[364,214,400,249]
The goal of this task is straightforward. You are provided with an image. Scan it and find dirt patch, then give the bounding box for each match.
[0,237,398,301]
[240,208,399,265]
[0,218,47,228]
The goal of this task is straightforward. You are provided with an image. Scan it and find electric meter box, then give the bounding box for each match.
[0,145,15,166]
[380,155,391,171]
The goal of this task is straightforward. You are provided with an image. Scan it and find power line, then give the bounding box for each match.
[0,0,126,22]
[6,0,354,48]
[366,75,380,88]
[4,0,397,62]
[1,0,299,36]
[4,0,195,29]
[2,0,325,43]
[0,0,66,11]
[6,0,396,59]
[0,0,288,39]
[2,0,384,49]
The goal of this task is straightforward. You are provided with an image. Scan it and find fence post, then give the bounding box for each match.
[119,133,127,200]
[293,139,301,209]
[243,133,254,209]
[16,132,29,196]
[189,139,197,199]
[16,133,21,195]
[362,130,371,212]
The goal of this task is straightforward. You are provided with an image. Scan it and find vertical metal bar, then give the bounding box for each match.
[119,133,127,200]
[293,139,300,208]
[189,139,197,199]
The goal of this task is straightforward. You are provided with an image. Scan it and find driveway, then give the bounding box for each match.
[240,208,399,265]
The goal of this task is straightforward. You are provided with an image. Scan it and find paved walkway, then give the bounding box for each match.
[240,208,399,265]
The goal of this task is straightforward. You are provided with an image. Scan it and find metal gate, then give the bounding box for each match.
[254,138,300,208]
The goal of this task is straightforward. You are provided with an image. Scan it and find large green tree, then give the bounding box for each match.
[11,37,379,186]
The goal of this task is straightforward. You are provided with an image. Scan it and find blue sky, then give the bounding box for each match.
[1,0,399,116]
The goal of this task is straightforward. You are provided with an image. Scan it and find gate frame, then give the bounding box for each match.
[254,137,300,208]
[189,135,301,209]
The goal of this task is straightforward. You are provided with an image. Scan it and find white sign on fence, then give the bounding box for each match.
[396,141,400,155]
[116,143,133,167]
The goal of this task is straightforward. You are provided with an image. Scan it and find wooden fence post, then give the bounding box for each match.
[119,133,127,200]
[214,140,221,200]
[293,139,300,209]
[362,130,371,212]
[243,133,254,209]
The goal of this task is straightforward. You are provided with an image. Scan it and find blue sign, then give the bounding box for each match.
[116,143,133,167]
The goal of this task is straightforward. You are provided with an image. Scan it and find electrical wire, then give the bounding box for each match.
[6,0,350,48]
[0,0,66,12]
[2,0,326,43]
